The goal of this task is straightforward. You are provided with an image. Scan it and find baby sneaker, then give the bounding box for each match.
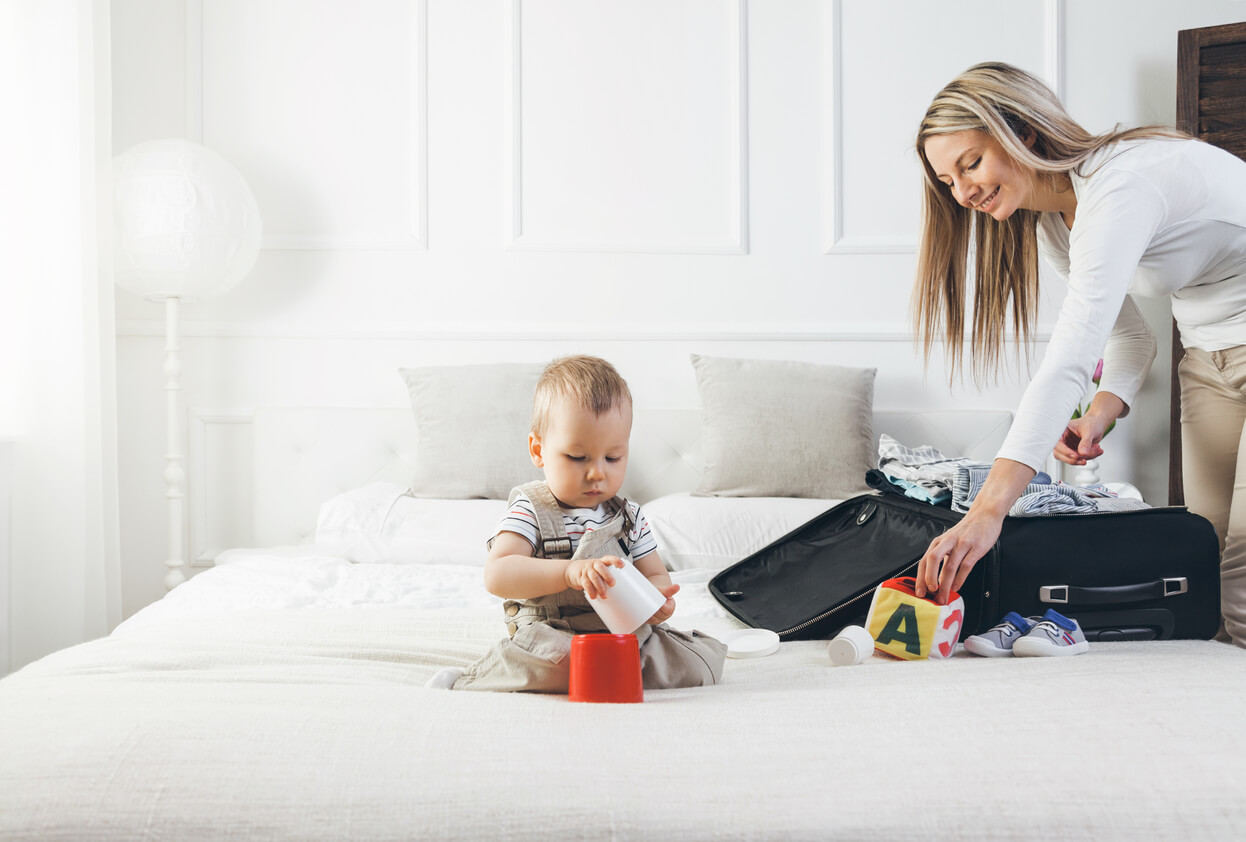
[1013,609,1089,657]
[964,611,1035,657]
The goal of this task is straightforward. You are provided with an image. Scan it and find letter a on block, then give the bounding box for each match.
[876,603,922,656]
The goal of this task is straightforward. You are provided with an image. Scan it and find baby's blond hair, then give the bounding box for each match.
[531,355,633,436]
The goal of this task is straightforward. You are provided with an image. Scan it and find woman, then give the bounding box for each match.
[911,62,1246,646]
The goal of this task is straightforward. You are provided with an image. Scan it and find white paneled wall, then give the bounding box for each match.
[199,0,428,250]
[111,0,1246,617]
[825,1,1051,254]
[509,0,747,253]
[0,440,11,676]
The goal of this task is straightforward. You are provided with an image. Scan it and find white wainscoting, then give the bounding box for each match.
[188,410,253,567]
[118,329,1064,579]
[0,439,12,677]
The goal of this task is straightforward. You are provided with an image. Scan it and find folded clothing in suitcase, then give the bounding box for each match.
[708,491,1220,642]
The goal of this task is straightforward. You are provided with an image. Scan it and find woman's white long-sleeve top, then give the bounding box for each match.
[997,138,1246,472]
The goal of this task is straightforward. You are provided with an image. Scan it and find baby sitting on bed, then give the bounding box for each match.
[426,354,726,693]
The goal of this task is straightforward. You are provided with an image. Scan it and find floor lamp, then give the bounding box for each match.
[112,139,262,590]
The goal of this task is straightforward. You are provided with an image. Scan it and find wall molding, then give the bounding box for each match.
[504,0,749,255]
[821,0,1065,255]
[118,319,1055,344]
[1045,0,1065,102]
[188,409,252,567]
[185,0,429,251]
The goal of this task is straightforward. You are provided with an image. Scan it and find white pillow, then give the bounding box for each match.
[643,492,840,571]
[691,354,876,499]
[399,363,544,499]
[315,483,507,565]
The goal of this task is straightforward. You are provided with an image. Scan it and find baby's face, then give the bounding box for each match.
[531,399,631,509]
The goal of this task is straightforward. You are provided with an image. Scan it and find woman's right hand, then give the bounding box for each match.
[914,510,1004,605]
[914,457,1034,604]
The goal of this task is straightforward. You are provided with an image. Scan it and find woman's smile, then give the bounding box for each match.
[976,185,1000,211]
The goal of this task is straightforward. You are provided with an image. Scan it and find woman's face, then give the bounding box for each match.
[923,129,1033,221]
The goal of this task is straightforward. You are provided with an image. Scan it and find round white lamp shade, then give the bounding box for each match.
[113,139,262,301]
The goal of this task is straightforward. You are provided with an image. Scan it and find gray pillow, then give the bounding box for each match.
[691,354,876,499]
[399,364,544,499]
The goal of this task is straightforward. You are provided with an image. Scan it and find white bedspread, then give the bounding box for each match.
[3,550,1246,841]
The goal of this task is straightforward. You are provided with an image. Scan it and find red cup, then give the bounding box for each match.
[568,633,644,703]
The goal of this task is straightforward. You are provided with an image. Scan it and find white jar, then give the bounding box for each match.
[828,625,876,666]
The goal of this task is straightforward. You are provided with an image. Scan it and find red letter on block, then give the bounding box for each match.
[937,609,964,658]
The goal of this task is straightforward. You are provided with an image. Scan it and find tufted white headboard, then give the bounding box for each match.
[252,407,1012,547]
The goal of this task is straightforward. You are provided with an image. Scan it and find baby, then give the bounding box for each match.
[428,355,725,693]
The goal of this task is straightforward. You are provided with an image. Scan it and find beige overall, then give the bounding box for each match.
[453,481,726,693]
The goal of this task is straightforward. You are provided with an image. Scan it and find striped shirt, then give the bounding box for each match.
[497,491,657,560]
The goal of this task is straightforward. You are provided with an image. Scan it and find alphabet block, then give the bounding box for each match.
[864,577,964,660]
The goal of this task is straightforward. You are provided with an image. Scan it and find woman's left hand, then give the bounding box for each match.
[1055,391,1125,466]
[1054,415,1107,466]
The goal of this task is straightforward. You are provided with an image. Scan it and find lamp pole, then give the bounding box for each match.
[162,296,186,590]
[112,139,261,593]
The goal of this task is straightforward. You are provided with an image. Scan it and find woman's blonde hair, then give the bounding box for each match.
[913,61,1186,384]
[531,355,632,436]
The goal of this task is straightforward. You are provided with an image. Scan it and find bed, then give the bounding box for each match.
[3,356,1246,841]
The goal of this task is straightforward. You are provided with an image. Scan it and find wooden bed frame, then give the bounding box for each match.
[1170,20,1246,504]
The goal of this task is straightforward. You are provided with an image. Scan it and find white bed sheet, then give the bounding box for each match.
[119,549,750,640]
[4,550,1246,841]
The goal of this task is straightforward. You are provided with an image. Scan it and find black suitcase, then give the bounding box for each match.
[708,490,1221,642]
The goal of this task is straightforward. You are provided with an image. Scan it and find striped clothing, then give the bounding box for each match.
[498,491,658,560]
[879,434,1150,516]
[952,463,1148,516]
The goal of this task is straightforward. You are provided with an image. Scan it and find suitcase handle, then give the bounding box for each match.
[1077,609,1175,640]
[1039,577,1188,605]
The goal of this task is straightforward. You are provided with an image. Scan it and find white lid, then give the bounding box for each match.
[723,628,781,659]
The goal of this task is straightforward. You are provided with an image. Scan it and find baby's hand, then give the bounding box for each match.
[646,583,680,625]
[565,556,625,600]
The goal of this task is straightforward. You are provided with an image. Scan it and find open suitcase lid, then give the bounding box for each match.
[709,492,963,640]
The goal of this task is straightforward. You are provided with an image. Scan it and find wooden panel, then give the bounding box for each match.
[1178,21,1246,156]
[1198,37,1246,157]
[1171,20,1246,505]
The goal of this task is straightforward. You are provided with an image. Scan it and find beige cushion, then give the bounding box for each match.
[691,354,876,499]
[399,364,544,499]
